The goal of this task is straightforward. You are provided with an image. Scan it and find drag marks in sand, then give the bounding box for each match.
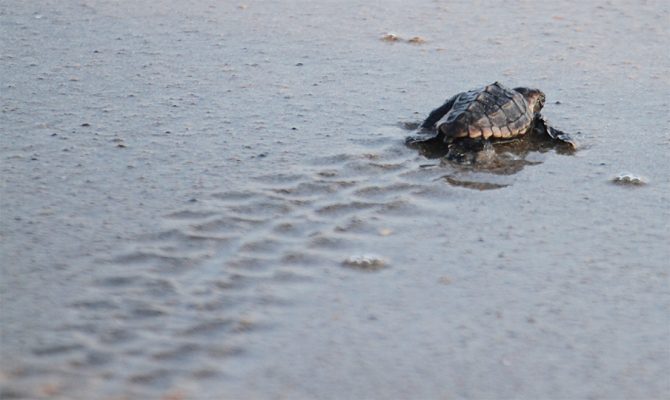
[4,137,457,398]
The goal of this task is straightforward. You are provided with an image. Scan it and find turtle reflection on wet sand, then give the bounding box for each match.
[406,82,576,172]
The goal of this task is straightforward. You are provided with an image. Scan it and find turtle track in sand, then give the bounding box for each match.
[3,125,571,399]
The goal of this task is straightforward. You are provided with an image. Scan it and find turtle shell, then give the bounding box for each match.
[437,82,534,140]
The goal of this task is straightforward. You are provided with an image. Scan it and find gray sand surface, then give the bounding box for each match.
[1,1,669,399]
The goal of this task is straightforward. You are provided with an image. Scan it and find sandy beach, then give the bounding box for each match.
[1,1,669,399]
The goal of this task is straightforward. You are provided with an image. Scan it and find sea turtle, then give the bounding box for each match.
[408,82,574,156]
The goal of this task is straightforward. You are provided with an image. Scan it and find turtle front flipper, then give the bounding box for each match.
[421,93,460,130]
[534,114,577,150]
[405,131,443,147]
[405,131,450,159]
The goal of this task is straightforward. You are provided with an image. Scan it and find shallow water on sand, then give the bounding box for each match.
[1,1,669,399]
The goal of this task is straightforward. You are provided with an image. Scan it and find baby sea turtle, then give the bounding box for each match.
[408,82,575,159]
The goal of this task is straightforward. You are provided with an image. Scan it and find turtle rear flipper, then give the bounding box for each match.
[421,93,460,129]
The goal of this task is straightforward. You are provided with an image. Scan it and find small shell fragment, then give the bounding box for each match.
[612,173,647,186]
[407,36,426,44]
[378,228,393,236]
[381,33,426,44]
[381,33,400,42]
[342,255,388,271]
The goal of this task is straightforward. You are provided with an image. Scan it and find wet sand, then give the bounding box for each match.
[1,1,669,399]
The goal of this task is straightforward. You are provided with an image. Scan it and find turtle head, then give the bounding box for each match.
[514,87,545,114]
